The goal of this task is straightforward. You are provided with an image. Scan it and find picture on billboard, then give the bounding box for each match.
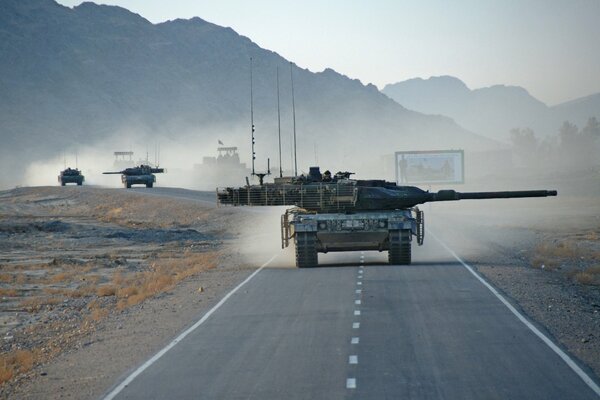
[395,150,464,185]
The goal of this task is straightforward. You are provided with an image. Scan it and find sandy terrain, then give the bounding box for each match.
[0,173,599,398]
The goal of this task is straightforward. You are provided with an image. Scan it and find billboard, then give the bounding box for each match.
[395,150,464,185]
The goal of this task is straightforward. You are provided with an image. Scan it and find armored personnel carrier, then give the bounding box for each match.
[58,168,84,186]
[217,166,557,268]
[103,165,164,188]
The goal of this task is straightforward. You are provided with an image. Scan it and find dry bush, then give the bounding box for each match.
[96,285,117,297]
[534,241,579,259]
[19,296,62,311]
[531,240,583,270]
[83,274,101,285]
[43,288,65,295]
[0,288,19,297]
[117,286,139,299]
[64,287,91,298]
[574,272,595,285]
[0,349,36,384]
[112,251,217,311]
[15,273,27,284]
[584,231,599,241]
[112,272,126,286]
[587,265,600,275]
[530,256,560,270]
[50,272,74,283]
[0,274,13,283]
[88,308,109,322]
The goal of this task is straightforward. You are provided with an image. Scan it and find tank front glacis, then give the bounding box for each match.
[58,168,84,186]
[121,174,156,188]
[291,210,416,253]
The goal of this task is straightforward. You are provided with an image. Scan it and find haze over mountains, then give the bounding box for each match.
[382,76,600,142]
[0,0,498,189]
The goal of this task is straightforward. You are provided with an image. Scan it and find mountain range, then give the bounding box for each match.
[382,76,599,141]
[0,0,498,188]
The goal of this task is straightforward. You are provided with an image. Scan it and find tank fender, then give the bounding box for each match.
[292,220,318,233]
[388,219,413,231]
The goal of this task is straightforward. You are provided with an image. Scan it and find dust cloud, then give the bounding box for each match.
[234,206,296,269]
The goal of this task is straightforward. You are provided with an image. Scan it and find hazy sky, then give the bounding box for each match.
[56,0,600,105]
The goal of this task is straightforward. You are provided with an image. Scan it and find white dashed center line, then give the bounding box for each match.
[354,310,361,316]
[346,378,357,389]
[355,299,361,305]
[351,337,360,344]
[349,355,358,364]
[353,322,360,329]
[356,289,362,294]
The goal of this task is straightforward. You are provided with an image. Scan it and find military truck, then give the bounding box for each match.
[217,166,557,268]
[58,168,84,186]
[103,165,164,188]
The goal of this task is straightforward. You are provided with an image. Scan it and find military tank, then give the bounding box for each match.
[217,166,557,268]
[58,168,84,186]
[103,165,164,188]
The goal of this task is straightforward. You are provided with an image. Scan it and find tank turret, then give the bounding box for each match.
[217,166,556,212]
[217,166,558,268]
[103,164,164,188]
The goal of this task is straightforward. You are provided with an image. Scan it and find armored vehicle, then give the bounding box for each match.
[103,165,164,188]
[217,166,557,268]
[58,168,84,186]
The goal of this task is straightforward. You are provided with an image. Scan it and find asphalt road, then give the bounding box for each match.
[103,227,600,400]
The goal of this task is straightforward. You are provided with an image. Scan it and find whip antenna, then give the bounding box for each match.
[250,57,256,176]
[277,66,283,178]
[290,62,298,176]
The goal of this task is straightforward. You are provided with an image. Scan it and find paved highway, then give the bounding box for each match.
[102,219,600,400]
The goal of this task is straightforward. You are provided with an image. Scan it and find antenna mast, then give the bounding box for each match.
[277,66,283,178]
[250,57,256,176]
[290,62,298,176]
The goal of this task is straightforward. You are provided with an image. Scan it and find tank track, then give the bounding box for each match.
[295,232,318,268]
[388,229,411,265]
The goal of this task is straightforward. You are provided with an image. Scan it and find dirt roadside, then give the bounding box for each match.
[0,186,262,400]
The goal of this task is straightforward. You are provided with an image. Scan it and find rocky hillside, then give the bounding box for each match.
[382,76,599,141]
[0,0,497,188]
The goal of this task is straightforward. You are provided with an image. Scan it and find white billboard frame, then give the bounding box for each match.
[395,150,464,185]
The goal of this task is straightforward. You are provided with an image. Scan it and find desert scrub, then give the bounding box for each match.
[0,349,36,385]
[530,240,583,270]
[571,265,600,286]
[114,250,218,310]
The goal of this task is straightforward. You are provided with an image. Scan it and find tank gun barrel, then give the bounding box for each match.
[432,189,557,202]
[103,171,123,174]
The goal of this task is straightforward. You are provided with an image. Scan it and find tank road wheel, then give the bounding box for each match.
[125,182,131,189]
[61,182,65,186]
[295,232,318,268]
[388,229,411,265]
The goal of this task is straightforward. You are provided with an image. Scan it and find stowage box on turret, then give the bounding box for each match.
[58,168,84,186]
[103,165,164,188]
[217,166,557,268]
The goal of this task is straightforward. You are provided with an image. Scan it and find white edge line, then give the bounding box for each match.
[102,254,278,400]
[429,230,600,397]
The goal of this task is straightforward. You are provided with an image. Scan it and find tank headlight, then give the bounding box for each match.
[318,222,328,230]
[379,220,387,228]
